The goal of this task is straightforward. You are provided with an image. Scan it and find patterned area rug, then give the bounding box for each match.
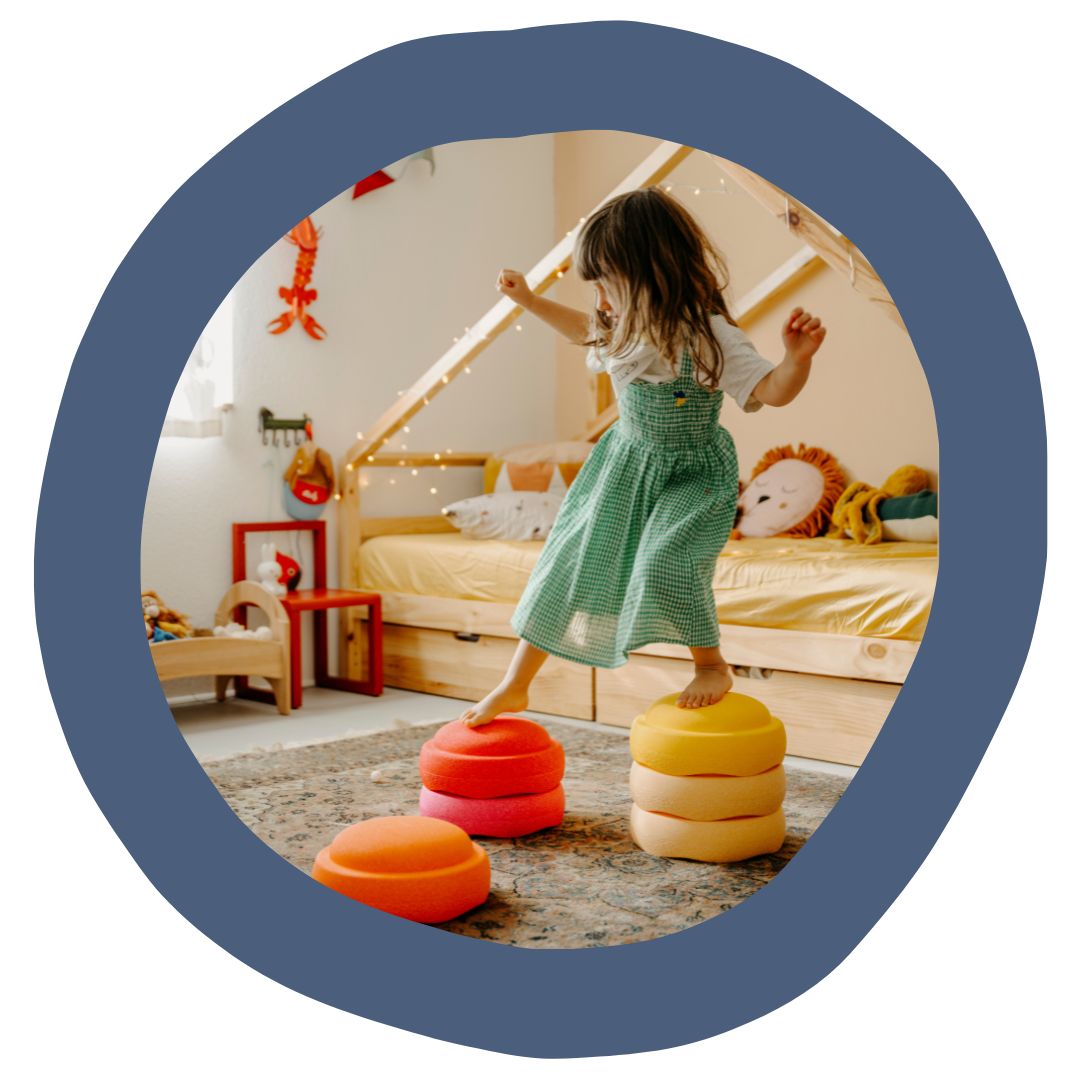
[203,719,849,948]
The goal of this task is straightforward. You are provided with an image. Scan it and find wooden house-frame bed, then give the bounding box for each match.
[336,141,929,768]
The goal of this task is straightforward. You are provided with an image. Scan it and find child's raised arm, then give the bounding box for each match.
[751,306,827,407]
[496,268,592,344]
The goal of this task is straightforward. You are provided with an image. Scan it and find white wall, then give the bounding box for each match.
[142,135,557,668]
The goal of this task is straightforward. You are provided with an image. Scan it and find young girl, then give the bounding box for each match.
[460,186,826,727]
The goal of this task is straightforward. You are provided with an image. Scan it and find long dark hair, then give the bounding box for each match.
[573,185,736,389]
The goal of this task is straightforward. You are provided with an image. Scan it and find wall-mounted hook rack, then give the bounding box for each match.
[259,407,313,448]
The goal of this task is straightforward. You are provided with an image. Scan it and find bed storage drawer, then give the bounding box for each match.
[595,654,898,766]
[380,625,594,721]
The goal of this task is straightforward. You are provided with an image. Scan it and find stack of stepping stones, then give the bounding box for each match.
[629,692,787,862]
[418,715,566,838]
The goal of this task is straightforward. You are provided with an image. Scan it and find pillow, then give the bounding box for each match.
[442,492,564,541]
[878,489,939,542]
[483,441,593,495]
[734,444,846,539]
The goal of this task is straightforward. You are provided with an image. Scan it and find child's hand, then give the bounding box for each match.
[496,268,535,310]
[782,307,827,364]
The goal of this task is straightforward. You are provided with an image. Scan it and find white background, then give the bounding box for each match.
[6,3,1075,1075]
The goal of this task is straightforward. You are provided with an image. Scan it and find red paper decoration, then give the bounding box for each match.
[352,170,396,199]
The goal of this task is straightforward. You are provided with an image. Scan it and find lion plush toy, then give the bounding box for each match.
[142,590,192,639]
[733,444,846,539]
[826,465,932,544]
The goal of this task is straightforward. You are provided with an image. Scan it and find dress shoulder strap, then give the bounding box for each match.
[678,346,695,380]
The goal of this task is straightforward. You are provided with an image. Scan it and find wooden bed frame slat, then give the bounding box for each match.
[382,624,593,721]
[362,589,917,684]
[734,244,824,325]
[357,452,489,468]
[358,515,457,537]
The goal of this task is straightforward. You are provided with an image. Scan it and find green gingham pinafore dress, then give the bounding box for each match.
[510,347,740,668]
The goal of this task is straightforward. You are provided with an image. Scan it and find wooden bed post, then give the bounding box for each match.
[339,465,361,591]
[338,461,363,679]
[710,155,906,331]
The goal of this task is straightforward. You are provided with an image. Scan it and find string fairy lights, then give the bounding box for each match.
[660,179,729,196]
[352,165,734,504]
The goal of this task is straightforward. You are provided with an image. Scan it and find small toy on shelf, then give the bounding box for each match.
[256,543,288,597]
[142,590,192,639]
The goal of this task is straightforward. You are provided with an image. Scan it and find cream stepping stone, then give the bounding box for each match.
[630,804,787,864]
[630,760,785,821]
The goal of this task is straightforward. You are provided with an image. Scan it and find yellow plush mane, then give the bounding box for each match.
[737,443,847,539]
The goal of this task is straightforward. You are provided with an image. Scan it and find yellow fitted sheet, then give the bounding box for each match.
[357,534,937,641]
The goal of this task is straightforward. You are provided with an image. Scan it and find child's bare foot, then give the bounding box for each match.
[458,681,530,727]
[677,664,733,708]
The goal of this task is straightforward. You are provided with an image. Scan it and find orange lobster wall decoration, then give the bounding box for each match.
[269,216,326,340]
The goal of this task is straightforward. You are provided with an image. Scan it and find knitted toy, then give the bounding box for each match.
[732,444,846,539]
[826,465,932,544]
[142,590,193,639]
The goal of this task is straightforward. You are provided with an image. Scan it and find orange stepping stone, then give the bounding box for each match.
[311,815,490,923]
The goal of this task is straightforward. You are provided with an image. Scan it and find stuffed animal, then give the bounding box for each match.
[276,550,302,591]
[732,444,846,539]
[142,590,192,639]
[283,442,335,521]
[256,543,288,597]
[878,489,938,542]
[826,465,932,544]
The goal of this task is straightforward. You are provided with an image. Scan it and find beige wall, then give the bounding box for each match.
[551,131,938,486]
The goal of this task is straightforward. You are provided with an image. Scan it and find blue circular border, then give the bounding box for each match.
[35,20,1045,1058]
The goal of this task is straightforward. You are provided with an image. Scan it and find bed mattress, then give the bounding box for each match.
[356,534,937,641]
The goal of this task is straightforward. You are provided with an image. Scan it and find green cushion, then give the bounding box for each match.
[879,489,937,520]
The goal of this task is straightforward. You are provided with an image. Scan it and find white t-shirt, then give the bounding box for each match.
[586,314,776,412]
